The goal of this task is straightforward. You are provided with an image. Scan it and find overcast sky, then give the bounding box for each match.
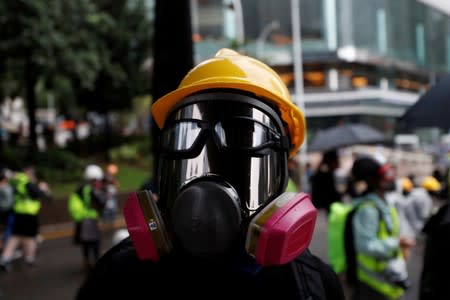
[417,0,450,16]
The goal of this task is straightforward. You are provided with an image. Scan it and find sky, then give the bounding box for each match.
[418,0,450,16]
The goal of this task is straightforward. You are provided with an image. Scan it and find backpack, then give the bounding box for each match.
[327,201,360,285]
[328,200,384,286]
[327,202,352,273]
[293,248,346,300]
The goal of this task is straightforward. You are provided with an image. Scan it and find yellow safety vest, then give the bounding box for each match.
[11,173,41,215]
[286,178,298,192]
[356,201,405,299]
[68,185,98,222]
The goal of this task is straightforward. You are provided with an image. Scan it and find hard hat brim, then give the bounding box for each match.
[151,81,305,157]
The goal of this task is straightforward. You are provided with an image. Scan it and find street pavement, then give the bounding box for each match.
[0,221,123,300]
[0,211,424,300]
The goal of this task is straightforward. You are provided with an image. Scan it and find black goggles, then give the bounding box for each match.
[160,93,290,157]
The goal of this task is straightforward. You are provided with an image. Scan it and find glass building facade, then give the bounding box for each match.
[191,0,450,140]
[193,0,450,71]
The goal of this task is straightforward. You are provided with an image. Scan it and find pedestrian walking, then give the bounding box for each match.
[403,176,436,237]
[0,166,51,271]
[102,163,119,223]
[68,164,107,271]
[348,156,413,300]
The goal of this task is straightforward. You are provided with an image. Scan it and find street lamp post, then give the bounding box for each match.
[223,0,245,47]
[291,0,308,192]
[256,20,281,59]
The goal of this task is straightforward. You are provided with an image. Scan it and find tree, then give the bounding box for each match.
[77,0,153,113]
[76,0,153,160]
[0,0,153,162]
[0,0,110,158]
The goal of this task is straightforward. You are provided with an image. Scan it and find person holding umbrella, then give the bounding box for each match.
[349,156,412,300]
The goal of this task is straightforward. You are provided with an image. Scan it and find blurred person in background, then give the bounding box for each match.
[386,177,418,261]
[419,175,449,300]
[102,163,119,223]
[311,149,342,213]
[0,167,13,251]
[0,166,51,271]
[305,161,313,194]
[76,49,345,300]
[403,176,436,237]
[349,156,414,300]
[68,164,107,271]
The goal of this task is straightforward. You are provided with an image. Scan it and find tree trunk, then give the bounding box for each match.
[25,58,38,161]
[151,0,193,183]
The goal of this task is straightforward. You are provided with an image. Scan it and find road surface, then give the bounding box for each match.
[1,211,424,299]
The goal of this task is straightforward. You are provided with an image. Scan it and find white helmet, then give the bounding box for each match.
[84,164,104,181]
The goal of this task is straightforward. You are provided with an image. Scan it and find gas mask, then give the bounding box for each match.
[124,92,317,266]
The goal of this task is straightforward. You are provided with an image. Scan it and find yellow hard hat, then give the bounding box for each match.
[151,48,306,157]
[401,177,413,192]
[421,176,441,192]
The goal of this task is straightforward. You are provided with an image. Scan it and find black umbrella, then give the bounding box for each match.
[401,75,450,131]
[308,124,387,152]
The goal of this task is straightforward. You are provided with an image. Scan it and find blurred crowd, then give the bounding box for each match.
[294,148,450,300]
[0,162,121,272]
[2,145,449,300]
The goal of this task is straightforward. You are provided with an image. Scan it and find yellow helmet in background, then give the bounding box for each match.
[151,48,306,157]
[401,177,413,193]
[421,176,441,192]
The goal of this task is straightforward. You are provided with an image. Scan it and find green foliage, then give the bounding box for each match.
[116,164,152,192]
[109,137,152,165]
[77,0,154,113]
[35,148,85,182]
[0,144,152,198]
[0,1,106,102]
[0,0,153,114]
[0,146,28,171]
[0,146,84,183]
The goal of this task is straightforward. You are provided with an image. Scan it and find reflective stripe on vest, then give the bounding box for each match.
[356,202,405,299]
[12,173,41,215]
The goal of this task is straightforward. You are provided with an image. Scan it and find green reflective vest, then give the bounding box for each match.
[356,201,405,299]
[11,172,41,215]
[286,178,298,192]
[68,185,98,222]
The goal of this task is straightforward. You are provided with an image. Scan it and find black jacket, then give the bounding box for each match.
[420,203,450,300]
[76,238,344,300]
[311,169,341,212]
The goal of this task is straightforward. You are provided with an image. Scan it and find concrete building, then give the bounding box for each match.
[191,0,450,145]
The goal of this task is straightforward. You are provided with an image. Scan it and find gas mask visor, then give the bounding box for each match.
[158,92,290,220]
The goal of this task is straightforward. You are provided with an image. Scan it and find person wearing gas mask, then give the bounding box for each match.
[349,156,414,300]
[76,49,345,300]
